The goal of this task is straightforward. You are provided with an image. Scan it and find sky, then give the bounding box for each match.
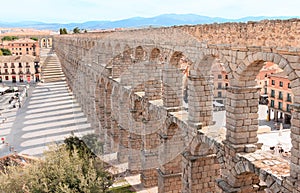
[1,0,300,23]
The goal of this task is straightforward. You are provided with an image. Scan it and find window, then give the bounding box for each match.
[225,75,228,79]
[218,74,222,79]
[271,90,275,98]
[271,100,275,107]
[4,69,8,74]
[11,69,16,74]
[264,88,267,94]
[279,81,283,87]
[11,63,15,68]
[287,93,292,102]
[265,81,267,86]
[287,104,291,112]
[225,83,229,87]
[278,91,283,100]
[5,76,8,80]
[18,63,22,68]
[271,80,275,85]
[218,91,222,97]
[288,83,291,89]
[278,102,283,110]
[218,82,222,89]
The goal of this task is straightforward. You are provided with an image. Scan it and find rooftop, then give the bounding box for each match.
[0,55,38,63]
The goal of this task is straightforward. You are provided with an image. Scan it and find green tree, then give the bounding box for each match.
[1,36,19,41]
[73,27,81,34]
[0,48,12,55]
[63,28,68,34]
[0,142,113,193]
[59,28,68,34]
[30,37,38,41]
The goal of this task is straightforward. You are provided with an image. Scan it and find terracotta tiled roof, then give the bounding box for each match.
[0,55,37,63]
[1,38,37,46]
[269,71,288,78]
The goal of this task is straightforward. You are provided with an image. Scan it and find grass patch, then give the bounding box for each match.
[109,184,136,193]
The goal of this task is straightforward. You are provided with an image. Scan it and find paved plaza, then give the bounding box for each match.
[0,55,93,157]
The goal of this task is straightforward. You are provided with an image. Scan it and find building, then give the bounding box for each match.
[256,62,282,104]
[1,38,39,56]
[212,62,229,105]
[267,71,292,124]
[0,55,40,83]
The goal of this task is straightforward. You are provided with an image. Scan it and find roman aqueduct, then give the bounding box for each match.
[54,19,300,192]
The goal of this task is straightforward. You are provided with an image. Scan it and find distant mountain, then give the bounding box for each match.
[0,14,299,31]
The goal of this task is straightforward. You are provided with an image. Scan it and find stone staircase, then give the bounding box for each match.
[40,48,52,57]
[42,55,66,83]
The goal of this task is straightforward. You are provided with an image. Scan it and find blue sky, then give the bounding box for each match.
[1,0,299,23]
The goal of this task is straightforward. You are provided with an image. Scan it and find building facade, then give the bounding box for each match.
[267,71,292,124]
[212,62,229,105]
[0,55,40,83]
[256,62,282,104]
[1,38,40,56]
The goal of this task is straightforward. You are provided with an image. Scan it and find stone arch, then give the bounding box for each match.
[40,38,47,48]
[135,46,146,62]
[47,38,52,48]
[169,51,184,68]
[187,53,220,126]
[150,48,161,61]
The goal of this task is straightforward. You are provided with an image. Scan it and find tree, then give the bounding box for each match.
[30,37,38,41]
[73,27,81,34]
[63,28,68,34]
[0,49,2,56]
[59,28,68,35]
[1,36,18,41]
[0,140,113,193]
[0,48,12,55]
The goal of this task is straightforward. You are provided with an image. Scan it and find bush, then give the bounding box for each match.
[0,48,11,55]
[0,140,113,193]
